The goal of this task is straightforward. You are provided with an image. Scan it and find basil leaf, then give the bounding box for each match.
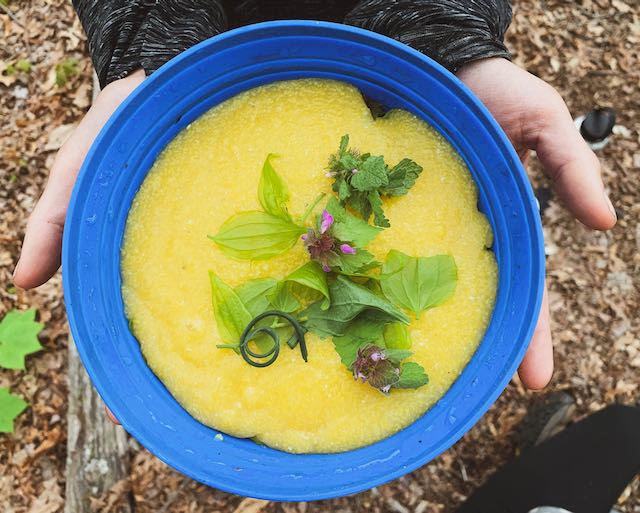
[303,275,409,337]
[351,155,388,192]
[279,261,330,308]
[380,250,457,318]
[258,154,291,221]
[325,197,381,248]
[268,282,301,313]
[209,211,305,260]
[395,362,429,389]
[381,159,423,196]
[209,271,252,345]
[235,278,278,316]
[383,322,412,349]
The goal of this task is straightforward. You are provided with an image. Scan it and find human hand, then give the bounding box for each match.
[456,58,616,390]
[13,69,146,289]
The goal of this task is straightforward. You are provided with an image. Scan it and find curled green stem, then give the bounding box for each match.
[239,310,307,367]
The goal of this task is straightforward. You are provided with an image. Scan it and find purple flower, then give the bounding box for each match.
[320,210,334,234]
[339,243,356,255]
[352,345,401,394]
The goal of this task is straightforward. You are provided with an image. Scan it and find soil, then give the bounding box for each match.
[1,0,638,512]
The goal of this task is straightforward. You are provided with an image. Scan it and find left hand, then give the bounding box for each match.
[457,58,617,390]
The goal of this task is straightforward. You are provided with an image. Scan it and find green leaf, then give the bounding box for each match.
[395,362,429,389]
[383,322,412,349]
[332,314,387,368]
[267,282,301,313]
[380,250,457,318]
[339,134,349,154]
[209,211,305,260]
[0,309,43,370]
[0,387,28,433]
[384,349,413,364]
[279,261,330,308]
[303,275,409,338]
[325,197,381,248]
[351,155,389,191]
[235,278,278,316]
[368,190,390,228]
[209,271,252,345]
[331,249,378,275]
[55,58,79,87]
[382,159,423,196]
[258,154,291,221]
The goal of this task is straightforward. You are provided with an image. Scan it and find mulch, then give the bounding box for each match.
[0,0,638,511]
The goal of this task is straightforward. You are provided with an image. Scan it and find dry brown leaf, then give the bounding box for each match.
[44,123,76,151]
[232,498,270,513]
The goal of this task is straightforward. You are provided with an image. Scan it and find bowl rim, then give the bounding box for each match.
[63,19,545,501]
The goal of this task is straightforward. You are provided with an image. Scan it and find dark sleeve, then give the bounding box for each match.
[343,0,512,73]
[72,0,227,88]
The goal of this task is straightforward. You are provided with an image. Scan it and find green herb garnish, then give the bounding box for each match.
[209,156,306,260]
[237,311,307,367]
[380,250,457,319]
[302,275,409,338]
[327,135,423,227]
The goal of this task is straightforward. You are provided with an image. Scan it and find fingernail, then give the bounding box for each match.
[12,260,20,280]
[604,191,617,220]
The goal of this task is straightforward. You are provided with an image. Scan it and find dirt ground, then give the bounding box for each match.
[1,0,638,512]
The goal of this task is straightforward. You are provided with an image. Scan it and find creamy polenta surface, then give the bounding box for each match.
[121,79,497,453]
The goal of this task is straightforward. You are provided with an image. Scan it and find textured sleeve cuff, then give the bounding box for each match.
[73,0,227,88]
[344,0,512,73]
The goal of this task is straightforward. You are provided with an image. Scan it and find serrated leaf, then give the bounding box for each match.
[325,196,381,248]
[0,387,28,433]
[351,155,388,191]
[0,309,43,370]
[382,158,423,196]
[368,190,390,227]
[395,362,429,389]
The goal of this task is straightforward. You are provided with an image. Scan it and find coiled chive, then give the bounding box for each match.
[239,310,307,367]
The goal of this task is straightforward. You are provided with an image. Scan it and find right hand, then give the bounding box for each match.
[13,69,146,289]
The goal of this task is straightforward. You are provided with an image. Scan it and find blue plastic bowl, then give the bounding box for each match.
[63,21,544,501]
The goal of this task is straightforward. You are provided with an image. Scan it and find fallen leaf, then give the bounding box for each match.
[44,123,76,151]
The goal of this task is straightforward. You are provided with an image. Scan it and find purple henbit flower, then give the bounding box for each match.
[320,210,334,234]
[352,345,401,394]
[339,243,356,255]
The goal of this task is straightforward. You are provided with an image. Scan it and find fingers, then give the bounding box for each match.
[105,406,121,425]
[14,72,144,289]
[518,285,553,390]
[528,88,617,231]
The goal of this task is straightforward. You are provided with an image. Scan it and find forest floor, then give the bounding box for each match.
[1,0,638,512]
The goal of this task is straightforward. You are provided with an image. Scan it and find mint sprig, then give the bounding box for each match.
[327,135,423,227]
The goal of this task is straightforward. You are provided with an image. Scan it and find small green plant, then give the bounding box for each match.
[55,58,79,87]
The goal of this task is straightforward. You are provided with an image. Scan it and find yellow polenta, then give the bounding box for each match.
[121,79,497,453]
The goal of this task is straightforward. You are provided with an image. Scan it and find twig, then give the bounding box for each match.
[0,3,23,27]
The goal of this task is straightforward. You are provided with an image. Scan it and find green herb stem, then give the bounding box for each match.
[239,310,307,367]
[299,193,326,223]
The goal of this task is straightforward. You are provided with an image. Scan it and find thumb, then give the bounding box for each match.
[528,90,616,231]
[14,72,143,289]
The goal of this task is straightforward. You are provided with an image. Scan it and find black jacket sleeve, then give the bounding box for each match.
[344,0,512,73]
[72,0,227,88]
[73,0,511,88]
